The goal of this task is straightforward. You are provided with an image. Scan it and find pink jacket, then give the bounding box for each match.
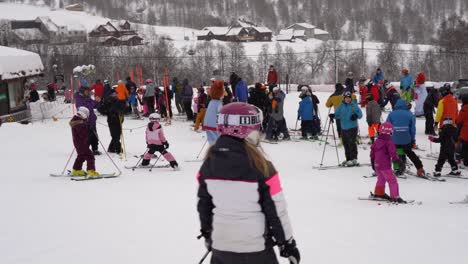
[370,134,400,170]
[146,121,167,145]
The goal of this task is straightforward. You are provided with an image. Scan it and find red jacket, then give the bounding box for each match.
[369,84,380,103]
[416,73,426,86]
[457,104,468,141]
[91,83,104,98]
[359,85,367,107]
[267,70,278,85]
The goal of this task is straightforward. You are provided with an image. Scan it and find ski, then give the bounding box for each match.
[442,174,468,180]
[363,173,407,179]
[449,200,468,204]
[404,171,446,181]
[124,164,171,170]
[70,173,118,181]
[358,197,416,204]
[313,163,371,170]
[184,159,203,162]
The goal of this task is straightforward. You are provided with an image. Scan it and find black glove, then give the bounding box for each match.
[280,238,301,264]
[163,141,169,149]
[350,113,358,121]
[197,230,212,251]
[329,113,335,120]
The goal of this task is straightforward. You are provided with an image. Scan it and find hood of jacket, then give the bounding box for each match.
[394,99,408,110]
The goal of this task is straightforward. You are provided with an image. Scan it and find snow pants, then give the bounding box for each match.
[88,125,99,152]
[301,120,314,138]
[424,109,435,135]
[194,108,206,130]
[142,144,177,167]
[394,144,423,172]
[368,123,380,139]
[374,169,400,198]
[73,147,95,171]
[342,127,358,161]
[210,248,279,264]
[107,116,122,154]
[435,141,458,172]
[401,89,412,104]
[461,141,468,166]
[144,96,155,115]
[183,100,194,120]
[175,95,184,114]
[414,85,427,116]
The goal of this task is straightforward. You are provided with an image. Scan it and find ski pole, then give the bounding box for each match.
[198,249,211,264]
[320,107,332,142]
[148,154,162,172]
[132,149,149,171]
[119,114,127,161]
[95,131,123,176]
[61,148,75,175]
[196,139,208,160]
[319,117,332,167]
[330,119,341,165]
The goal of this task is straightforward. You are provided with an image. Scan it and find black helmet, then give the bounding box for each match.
[440,83,452,97]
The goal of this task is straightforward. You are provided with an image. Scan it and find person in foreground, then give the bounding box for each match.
[196,102,300,264]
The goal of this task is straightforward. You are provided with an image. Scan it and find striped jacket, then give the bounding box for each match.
[197,135,293,253]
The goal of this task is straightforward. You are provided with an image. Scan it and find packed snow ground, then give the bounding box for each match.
[1,92,468,264]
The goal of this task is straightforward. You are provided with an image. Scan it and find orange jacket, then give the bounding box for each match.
[457,104,468,141]
[435,95,458,128]
[115,83,129,101]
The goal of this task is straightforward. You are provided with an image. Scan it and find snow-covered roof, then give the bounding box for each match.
[197,30,212,36]
[35,16,58,32]
[287,23,316,29]
[276,29,294,41]
[253,27,272,33]
[293,29,306,37]
[235,19,255,28]
[202,27,229,36]
[0,46,44,80]
[226,27,244,36]
[314,28,329,35]
[12,28,47,41]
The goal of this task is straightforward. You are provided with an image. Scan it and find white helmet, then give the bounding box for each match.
[149,113,161,121]
[77,106,89,119]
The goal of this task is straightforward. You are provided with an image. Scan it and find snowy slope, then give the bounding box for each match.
[1,92,468,264]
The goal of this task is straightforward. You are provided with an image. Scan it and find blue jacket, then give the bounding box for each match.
[298,96,314,121]
[386,99,416,145]
[400,74,414,91]
[372,72,384,85]
[335,100,362,130]
[235,80,248,103]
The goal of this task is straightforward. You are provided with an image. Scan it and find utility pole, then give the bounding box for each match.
[361,36,365,77]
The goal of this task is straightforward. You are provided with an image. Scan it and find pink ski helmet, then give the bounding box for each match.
[217,102,262,139]
[379,122,393,135]
[146,79,153,84]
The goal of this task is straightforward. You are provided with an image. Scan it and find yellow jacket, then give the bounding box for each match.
[326,94,356,110]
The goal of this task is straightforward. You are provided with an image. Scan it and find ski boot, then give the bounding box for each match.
[140,159,151,167]
[71,169,87,176]
[433,171,442,177]
[309,135,319,140]
[86,170,100,178]
[170,161,179,171]
[341,160,349,167]
[373,192,391,200]
[417,168,426,177]
[350,159,359,167]
[93,150,102,156]
[391,197,407,204]
[448,170,461,176]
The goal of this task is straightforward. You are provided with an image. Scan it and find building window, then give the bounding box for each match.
[8,79,25,110]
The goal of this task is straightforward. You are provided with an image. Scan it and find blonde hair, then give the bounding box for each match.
[205,140,274,178]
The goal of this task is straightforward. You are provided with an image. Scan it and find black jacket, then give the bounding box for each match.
[424,88,439,114]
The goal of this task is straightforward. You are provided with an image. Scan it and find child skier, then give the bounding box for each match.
[141,113,179,169]
[70,107,100,177]
[297,89,315,140]
[428,117,460,177]
[365,93,381,144]
[370,122,406,203]
[203,80,224,145]
[197,102,300,264]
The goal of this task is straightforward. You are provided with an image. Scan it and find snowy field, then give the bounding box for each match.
[1,91,468,264]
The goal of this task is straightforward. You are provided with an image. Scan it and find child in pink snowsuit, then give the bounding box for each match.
[141,113,179,169]
[370,122,407,203]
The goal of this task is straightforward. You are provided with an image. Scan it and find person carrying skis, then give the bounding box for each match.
[370,122,406,203]
[414,72,427,117]
[70,107,100,177]
[400,68,414,104]
[141,113,178,169]
[75,86,101,155]
[456,96,468,168]
[297,88,315,140]
[365,93,381,144]
[204,80,224,145]
[424,86,439,135]
[386,99,426,177]
[194,87,208,131]
[435,83,458,135]
[197,102,300,264]
[428,117,460,177]
[333,91,363,166]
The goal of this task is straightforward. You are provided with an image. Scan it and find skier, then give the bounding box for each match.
[358,79,368,108]
[386,99,426,177]
[233,76,248,103]
[196,102,300,264]
[381,80,400,110]
[372,68,384,85]
[457,96,468,168]
[266,87,290,141]
[424,86,439,135]
[47,82,57,101]
[435,84,458,135]
[70,107,100,177]
[204,80,224,145]
[172,77,184,114]
[267,65,278,90]
[75,86,101,155]
[428,117,460,177]
[370,122,406,203]
[102,80,113,102]
[249,83,269,130]
[310,89,321,136]
[298,88,315,140]
[106,93,126,154]
[141,113,179,169]
[143,79,156,116]
[326,83,347,138]
[128,83,141,119]
[414,72,427,117]
[194,87,208,131]
[222,82,233,105]
[344,71,355,93]
[181,78,194,121]
[366,93,381,144]
[400,68,414,104]
[333,91,362,166]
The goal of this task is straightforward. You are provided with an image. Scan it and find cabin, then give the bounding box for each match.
[0,46,44,123]
[279,23,330,41]
[196,19,272,42]
[89,21,144,46]
[286,23,316,39]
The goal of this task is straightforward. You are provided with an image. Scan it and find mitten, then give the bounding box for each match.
[163,141,169,149]
[280,238,301,264]
[350,113,358,121]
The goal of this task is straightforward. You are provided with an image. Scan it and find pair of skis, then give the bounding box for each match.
[358,192,417,204]
[313,163,371,170]
[50,172,119,181]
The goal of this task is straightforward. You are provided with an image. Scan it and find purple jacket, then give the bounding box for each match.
[70,115,89,153]
[370,134,400,170]
[75,92,97,126]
